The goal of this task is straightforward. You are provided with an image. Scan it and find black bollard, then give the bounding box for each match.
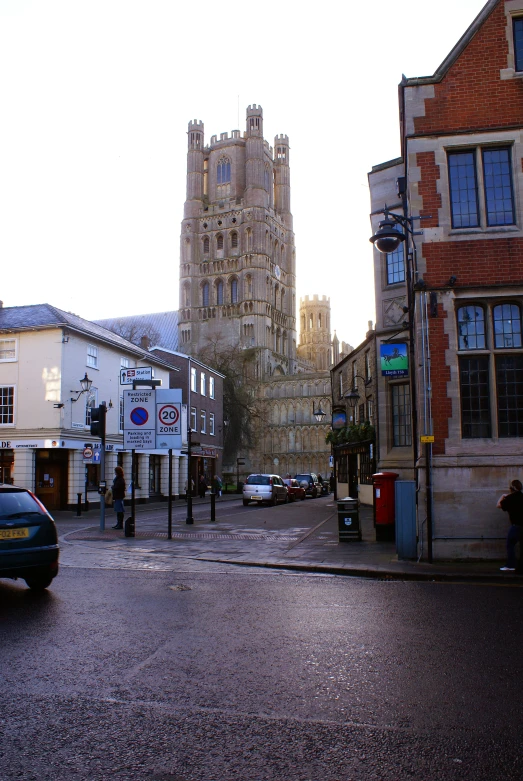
[210,492,216,522]
[76,493,82,517]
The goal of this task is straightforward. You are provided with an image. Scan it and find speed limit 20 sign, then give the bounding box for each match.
[155,389,182,449]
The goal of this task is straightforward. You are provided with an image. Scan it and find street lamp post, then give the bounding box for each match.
[369,206,433,562]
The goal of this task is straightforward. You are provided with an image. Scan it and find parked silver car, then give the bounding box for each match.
[242,474,288,506]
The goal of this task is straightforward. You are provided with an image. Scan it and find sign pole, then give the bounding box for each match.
[168,448,173,539]
[131,448,136,532]
[186,425,193,525]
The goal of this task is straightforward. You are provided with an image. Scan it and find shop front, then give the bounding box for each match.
[335,440,375,505]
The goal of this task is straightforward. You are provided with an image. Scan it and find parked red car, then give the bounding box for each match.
[284,479,306,502]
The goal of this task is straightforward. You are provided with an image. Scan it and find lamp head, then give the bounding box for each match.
[369,218,406,254]
[344,389,360,409]
[313,407,326,423]
[80,373,92,393]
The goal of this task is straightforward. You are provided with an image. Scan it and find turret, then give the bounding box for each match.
[274,133,291,228]
[245,105,266,208]
[185,120,204,218]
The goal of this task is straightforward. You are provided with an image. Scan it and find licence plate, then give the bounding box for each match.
[251,496,261,501]
[0,527,30,540]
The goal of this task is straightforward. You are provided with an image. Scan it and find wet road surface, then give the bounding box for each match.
[1,558,523,781]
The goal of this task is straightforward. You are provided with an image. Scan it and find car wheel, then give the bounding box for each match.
[270,494,277,506]
[242,499,249,506]
[24,573,54,591]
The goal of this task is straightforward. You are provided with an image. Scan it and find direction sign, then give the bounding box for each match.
[120,367,153,385]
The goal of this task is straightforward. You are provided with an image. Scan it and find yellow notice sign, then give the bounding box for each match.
[420,435,435,443]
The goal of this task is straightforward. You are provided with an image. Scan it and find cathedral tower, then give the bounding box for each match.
[297,295,332,371]
[178,106,297,379]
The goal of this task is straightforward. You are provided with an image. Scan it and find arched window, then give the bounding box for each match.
[457,305,486,349]
[245,275,253,299]
[183,284,190,307]
[203,236,209,255]
[217,156,231,199]
[217,234,224,251]
[216,280,224,305]
[230,231,238,249]
[185,238,191,262]
[493,303,522,348]
[264,164,271,192]
[217,156,231,184]
[231,278,238,304]
[202,282,209,307]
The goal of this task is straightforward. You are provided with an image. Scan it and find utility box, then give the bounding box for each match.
[372,472,398,541]
[337,498,361,542]
[395,480,417,559]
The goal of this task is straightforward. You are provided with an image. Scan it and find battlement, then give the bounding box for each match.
[246,104,263,116]
[300,295,330,305]
[188,120,204,131]
[275,134,289,144]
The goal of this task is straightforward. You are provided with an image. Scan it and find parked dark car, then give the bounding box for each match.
[283,478,306,502]
[0,485,59,590]
[294,473,322,498]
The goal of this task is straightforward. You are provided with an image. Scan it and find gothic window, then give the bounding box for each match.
[264,165,271,192]
[183,284,190,307]
[217,234,224,251]
[217,156,231,184]
[230,278,238,304]
[230,231,238,249]
[203,236,209,255]
[215,280,224,305]
[202,282,210,307]
[185,238,191,262]
[457,305,486,350]
[245,275,253,299]
[493,304,522,349]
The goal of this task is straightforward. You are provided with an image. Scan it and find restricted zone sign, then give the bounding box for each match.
[123,389,182,450]
[123,390,155,449]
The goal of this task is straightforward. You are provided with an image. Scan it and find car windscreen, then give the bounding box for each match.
[295,475,311,483]
[0,490,47,520]
[245,475,270,485]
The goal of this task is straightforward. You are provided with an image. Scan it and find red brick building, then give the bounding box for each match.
[369,0,523,559]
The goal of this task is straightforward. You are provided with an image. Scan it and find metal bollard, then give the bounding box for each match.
[210,492,216,522]
[76,493,82,517]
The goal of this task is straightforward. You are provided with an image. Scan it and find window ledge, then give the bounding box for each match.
[450,226,519,236]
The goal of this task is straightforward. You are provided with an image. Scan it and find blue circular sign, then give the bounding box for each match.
[131,407,149,426]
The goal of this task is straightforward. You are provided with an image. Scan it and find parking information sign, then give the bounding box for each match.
[123,390,155,449]
[155,389,182,449]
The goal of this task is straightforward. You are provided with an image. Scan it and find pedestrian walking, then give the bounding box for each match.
[198,474,207,499]
[111,466,126,529]
[184,477,195,501]
[497,478,523,572]
[213,475,222,497]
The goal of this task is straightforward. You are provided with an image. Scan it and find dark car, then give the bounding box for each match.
[294,473,322,498]
[0,485,59,590]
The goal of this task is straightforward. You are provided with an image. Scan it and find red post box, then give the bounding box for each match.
[372,472,398,541]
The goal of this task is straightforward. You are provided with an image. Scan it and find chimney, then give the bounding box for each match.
[140,334,151,350]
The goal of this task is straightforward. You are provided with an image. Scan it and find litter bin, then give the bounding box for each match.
[337,498,361,542]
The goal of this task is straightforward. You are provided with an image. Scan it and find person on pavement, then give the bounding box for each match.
[111,466,126,529]
[198,474,207,499]
[497,478,523,572]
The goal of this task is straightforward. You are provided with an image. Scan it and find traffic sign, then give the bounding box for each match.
[83,447,93,460]
[120,367,153,385]
[123,389,155,450]
[155,389,182,449]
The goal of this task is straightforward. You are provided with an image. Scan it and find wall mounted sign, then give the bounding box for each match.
[380,343,409,377]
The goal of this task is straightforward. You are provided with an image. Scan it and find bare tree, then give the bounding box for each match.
[107,318,161,348]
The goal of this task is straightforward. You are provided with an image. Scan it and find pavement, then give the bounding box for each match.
[53,493,522,584]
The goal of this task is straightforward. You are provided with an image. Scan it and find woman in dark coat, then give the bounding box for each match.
[111,466,126,529]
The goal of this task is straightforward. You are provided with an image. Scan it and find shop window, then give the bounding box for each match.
[459,356,491,438]
[391,384,411,446]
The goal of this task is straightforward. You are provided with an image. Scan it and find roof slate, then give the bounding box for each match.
[95,310,179,352]
[0,303,170,361]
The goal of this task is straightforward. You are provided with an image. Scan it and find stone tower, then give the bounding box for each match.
[178,105,297,379]
[297,295,332,371]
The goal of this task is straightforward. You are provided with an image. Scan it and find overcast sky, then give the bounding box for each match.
[0,0,487,347]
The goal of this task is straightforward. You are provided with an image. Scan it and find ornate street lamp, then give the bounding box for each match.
[313,405,326,423]
[70,373,93,402]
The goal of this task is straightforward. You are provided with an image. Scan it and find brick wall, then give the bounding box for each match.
[414,2,523,136]
[427,307,452,455]
[423,238,523,287]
